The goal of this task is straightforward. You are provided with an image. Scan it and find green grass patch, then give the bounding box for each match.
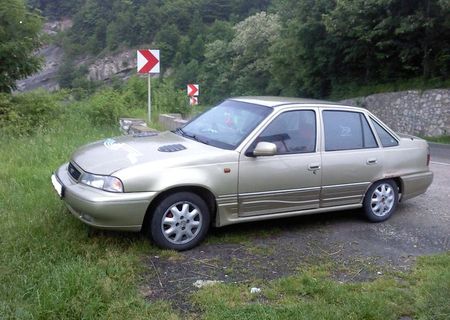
[423,135,450,144]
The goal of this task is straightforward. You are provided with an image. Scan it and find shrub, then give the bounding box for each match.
[0,90,62,136]
[85,89,126,125]
[153,79,190,118]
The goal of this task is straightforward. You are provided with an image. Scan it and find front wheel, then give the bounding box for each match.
[363,179,399,222]
[150,192,210,251]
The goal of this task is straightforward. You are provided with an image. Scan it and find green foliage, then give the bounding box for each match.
[230,12,282,96]
[0,90,62,135]
[71,76,190,126]
[153,79,190,118]
[83,88,126,125]
[199,12,282,103]
[57,59,99,95]
[0,0,43,92]
[323,0,450,82]
[270,0,336,98]
[27,0,83,19]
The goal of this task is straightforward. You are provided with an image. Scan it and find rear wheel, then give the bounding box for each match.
[363,179,398,222]
[150,192,210,250]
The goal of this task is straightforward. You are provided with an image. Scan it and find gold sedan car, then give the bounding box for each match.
[51,97,433,250]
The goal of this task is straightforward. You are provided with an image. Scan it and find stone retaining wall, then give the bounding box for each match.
[158,113,188,131]
[341,89,450,137]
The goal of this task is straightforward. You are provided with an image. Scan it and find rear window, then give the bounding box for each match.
[323,110,378,151]
[371,119,399,147]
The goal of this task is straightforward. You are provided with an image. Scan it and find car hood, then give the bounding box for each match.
[71,131,225,175]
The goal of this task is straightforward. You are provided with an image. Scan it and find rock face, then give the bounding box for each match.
[87,50,137,82]
[15,44,63,92]
[16,18,138,92]
[341,89,450,137]
[43,18,73,35]
[15,19,72,92]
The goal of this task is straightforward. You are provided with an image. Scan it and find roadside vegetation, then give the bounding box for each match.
[1,89,449,318]
[424,135,450,144]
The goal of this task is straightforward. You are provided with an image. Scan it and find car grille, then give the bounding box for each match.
[68,162,82,181]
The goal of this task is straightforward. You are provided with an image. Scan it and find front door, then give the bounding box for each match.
[238,109,322,217]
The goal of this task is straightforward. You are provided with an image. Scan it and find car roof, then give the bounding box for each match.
[229,96,349,108]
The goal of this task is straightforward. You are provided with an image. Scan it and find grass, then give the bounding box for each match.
[1,91,449,319]
[423,135,450,144]
[0,104,179,319]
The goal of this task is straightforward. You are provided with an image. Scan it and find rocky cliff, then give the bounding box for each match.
[16,19,139,92]
[87,50,137,82]
[15,19,73,92]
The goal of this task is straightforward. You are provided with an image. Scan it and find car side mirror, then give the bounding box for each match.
[252,141,277,157]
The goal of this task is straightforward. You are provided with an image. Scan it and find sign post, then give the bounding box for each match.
[148,74,151,122]
[137,49,160,123]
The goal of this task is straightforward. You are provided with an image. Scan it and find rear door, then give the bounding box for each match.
[238,109,322,217]
[320,109,384,207]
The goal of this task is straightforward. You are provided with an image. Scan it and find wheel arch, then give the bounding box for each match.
[141,185,217,234]
[366,177,403,199]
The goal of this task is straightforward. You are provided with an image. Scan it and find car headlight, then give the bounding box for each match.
[80,173,124,193]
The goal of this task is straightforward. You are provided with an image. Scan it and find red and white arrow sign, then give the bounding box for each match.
[189,96,198,106]
[137,49,160,74]
[187,84,199,96]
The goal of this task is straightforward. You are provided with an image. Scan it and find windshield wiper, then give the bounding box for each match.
[173,127,185,136]
[173,127,210,145]
[183,132,210,146]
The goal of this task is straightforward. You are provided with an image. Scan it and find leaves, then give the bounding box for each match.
[0,0,43,92]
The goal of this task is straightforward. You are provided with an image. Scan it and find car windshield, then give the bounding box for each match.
[179,100,272,150]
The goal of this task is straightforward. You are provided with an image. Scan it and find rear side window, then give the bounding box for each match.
[323,111,378,151]
[371,119,399,147]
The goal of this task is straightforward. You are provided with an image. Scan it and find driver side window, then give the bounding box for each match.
[251,110,316,155]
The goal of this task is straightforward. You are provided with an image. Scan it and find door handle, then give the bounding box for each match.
[308,163,321,171]
[366,158,377,165]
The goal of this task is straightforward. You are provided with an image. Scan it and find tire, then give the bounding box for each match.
[363,179,399,222]
[150,192,210,251]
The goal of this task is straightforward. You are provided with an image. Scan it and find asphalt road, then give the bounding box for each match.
[430,142,450,164]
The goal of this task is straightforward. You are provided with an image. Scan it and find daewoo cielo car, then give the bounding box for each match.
[51,97,433,250]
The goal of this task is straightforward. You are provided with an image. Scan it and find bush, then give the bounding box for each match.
[0,90,62,136]
[84,89,126,125]
[153,79,190,118]
[122,76,147,110]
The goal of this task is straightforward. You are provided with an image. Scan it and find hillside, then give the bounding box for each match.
[23,0,450,103]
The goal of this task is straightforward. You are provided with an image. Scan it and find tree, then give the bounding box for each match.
[271,0,336,98]
[230,12,281,95]
[0,0,43,92]
[323,0,450,82]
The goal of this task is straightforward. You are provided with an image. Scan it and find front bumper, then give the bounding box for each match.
[53,163,156,231]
